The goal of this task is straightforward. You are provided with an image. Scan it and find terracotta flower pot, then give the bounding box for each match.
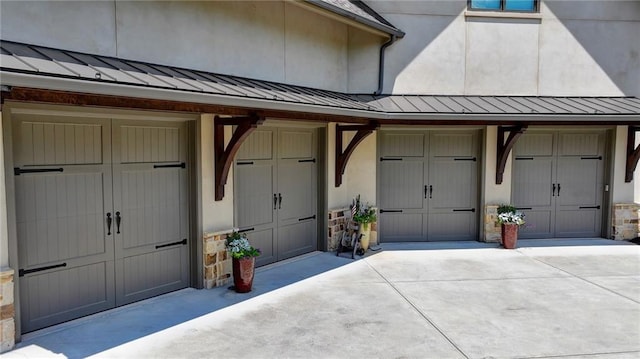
[501,223,518,249]
[232,257,255,293]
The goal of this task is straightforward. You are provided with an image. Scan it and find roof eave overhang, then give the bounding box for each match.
[298,0,405,38]
[2,71,638,125]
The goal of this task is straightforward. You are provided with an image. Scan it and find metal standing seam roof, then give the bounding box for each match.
[355,95,640,116]
[1,40,639,119]
[0,40,380,113]
[305,0,405,38]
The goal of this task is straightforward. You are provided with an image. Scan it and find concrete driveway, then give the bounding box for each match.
[5,240,640,359]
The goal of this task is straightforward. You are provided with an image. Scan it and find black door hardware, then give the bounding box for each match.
[237,161,254,165]
[19,262,67,277]
[115,212,121,234]
[429,185,433,199]
[14,167,63,176]
[155,238,187,249]
[153,163,185,169]
[552,184,556,196]
[579,205,601,209]
[238,228,254,233]
[453,208,475,212]
[278,193,282,209]
[273,194,278,210]
[298,215,316,221]
[107,213,112,235]
[380,157,403,161]
[298,159,316,163]
[380,209,403,213]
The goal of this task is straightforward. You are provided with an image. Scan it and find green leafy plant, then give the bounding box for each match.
[496,204,525,225]
[226,231,261,259]
[351,194,377,226]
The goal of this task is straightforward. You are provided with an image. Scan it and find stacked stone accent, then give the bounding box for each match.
[203,230,234,289]
[484,205,502,243]
[612,203,640,240]
[328,208,378,251]
[0,268,15,353]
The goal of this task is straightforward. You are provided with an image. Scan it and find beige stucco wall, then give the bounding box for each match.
[0,0,381,93]
[370,0,640,96]
[200,115,235,233]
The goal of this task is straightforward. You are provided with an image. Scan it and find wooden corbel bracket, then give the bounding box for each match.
[625,125,640,183]
[335,122,379,187]
[214,113,264,200]
[496,125,528,184]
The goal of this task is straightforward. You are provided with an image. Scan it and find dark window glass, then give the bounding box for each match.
[470,0,537,12]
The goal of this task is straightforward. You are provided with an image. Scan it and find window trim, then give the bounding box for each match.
[467,0,539,13]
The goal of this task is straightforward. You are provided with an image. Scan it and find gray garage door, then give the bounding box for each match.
[234,127,317,266]
[378,130,479,242]
[14,114,189,332]
[512,130,606,238]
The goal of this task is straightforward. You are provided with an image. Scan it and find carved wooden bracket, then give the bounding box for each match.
[335,122,379,187]
[214,113,264,201]
[626,125,640,183]
[496,125,528,184]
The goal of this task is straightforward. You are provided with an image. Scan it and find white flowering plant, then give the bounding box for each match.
[497,204,526,225]
[226,231,261,259]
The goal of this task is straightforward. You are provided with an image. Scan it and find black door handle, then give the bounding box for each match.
[552,184,556,197]
[273,194,278,210]
[557,184,561,197]
[106,213,112,235]
[424,185,428,199]
[429,185,433,199]
[115,211,121,234]
[278,193,282,209]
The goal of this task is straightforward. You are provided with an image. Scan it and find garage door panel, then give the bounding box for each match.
[428,212,475,241]
[278,161,316,222]
[119,246,187,305]
[279,130,314,159]
[555,209,600,237]
[514,133,554,157]
[380,133,425,157]
[379,161,424,209]
[249,228,276,267]
[119,125,181,163]
[556,157,601,207]
[513,158,554,207]
[16,121,104,165]
[379,213,424,242]
[16,171,109,266]
[237,129,273,160]
[517,210,553,238]
[430,133,475,157]
[558,133,601,156]
[277,220,316,260]
[20,261,115,332]
[119,168,183,249]
[236,164,274,228]
[429,160,476,209]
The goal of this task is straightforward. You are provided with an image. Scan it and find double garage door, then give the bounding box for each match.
[234,127,318,267]
[13,114,189,332]
[378,130,479,242]
[512,130,606,238]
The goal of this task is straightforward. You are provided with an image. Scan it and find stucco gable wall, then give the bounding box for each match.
[0,1,384,93]
[366,0,640,96]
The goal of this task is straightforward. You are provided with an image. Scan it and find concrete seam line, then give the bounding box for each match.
[363,258,470,359]
[520,252,640,305]
[515,349,640,359]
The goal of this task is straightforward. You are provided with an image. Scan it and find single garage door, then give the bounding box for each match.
[234,127,317,267]
[512,130,606,238]
[378,130,479,242]
[14,114,189,332]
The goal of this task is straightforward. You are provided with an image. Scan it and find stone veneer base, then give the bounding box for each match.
[203,230,234,289]
[484,205,502,243]
[0,268,15,353]
[612,203,640,240]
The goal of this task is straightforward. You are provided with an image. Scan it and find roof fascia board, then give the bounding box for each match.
[293,1,404,38]
[2,72,638,124]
